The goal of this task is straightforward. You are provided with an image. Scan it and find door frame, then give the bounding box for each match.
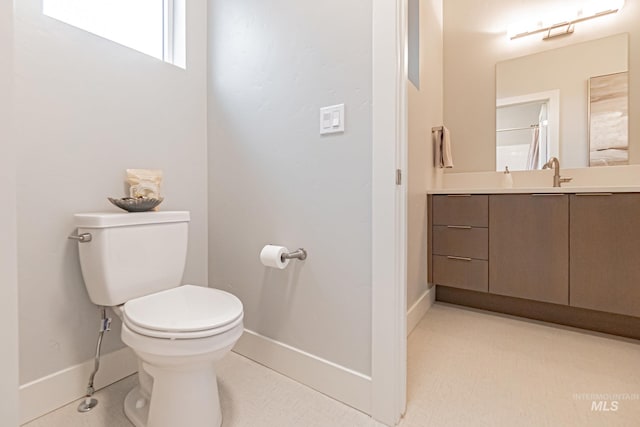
[371,0,408,424]
[0,0,20,424]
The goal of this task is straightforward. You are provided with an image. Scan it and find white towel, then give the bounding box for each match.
[435,126,454,168]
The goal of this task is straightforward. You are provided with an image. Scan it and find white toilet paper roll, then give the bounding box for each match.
[260,245,290,269]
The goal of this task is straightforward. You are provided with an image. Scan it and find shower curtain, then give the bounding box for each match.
[526,104,548,170]
[526,126,540,170]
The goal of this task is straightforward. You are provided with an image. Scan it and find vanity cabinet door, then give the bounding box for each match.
[570,193,640,317]
[489,194,569,304]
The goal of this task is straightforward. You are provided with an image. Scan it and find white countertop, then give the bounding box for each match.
[433,165,640,194]
[428,186,640,195]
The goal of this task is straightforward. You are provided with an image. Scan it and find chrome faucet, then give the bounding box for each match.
[542,157,572,187]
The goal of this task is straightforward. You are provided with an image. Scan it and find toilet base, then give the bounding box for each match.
[122,362,222,427]
[120,321,243,427]
[124,386,149,427]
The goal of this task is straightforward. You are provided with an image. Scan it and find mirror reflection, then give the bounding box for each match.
[495,33,628,171]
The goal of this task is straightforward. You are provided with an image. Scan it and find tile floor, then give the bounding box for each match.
[25,303,640,427]
[401,304,640,427]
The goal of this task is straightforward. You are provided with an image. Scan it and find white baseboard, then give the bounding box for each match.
[407,287,435,335]
[19,346,138,425]
[234,329,372,415]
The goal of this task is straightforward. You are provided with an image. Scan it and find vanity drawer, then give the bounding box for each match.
[432,195,488,227]
[433,255,488,292]
[432,226,488,260]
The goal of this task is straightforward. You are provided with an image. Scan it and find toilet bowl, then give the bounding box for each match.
[116,285,243,427]
[73,211,244,427]
[121,324,243,427]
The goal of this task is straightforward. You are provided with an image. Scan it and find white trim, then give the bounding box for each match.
[395,0,409,414]
[163,0,175,63]
[0,2,18,424]
[19,347,138,425]
[371,0,408,425]
[163,0,186,69]
[407,288,435,335]
[233,329,372,414]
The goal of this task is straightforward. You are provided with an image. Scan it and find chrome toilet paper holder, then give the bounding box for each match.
[281,248,307,261]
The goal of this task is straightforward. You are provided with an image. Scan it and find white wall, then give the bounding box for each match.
[0,0,19,424]
[407,0,443,308]
[14,0,208,387]
[444,0,640,173]
[207,0,373,375]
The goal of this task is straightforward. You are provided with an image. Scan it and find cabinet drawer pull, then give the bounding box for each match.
[446,194,472,197]
[447,225,472,229]
[447,256,472,262]
[575,193,614,196]
[531,193,565,197]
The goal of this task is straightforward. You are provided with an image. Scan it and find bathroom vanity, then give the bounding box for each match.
[427,188,640,339]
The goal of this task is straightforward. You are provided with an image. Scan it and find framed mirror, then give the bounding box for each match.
[496,33,628,171]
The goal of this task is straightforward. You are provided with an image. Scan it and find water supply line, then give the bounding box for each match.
[77,306,112,413]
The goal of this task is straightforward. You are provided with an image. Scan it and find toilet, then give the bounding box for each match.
[73,211,243,427]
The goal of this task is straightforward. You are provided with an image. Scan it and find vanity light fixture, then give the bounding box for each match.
[509,0,625,41]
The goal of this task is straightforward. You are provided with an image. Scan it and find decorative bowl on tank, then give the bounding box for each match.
[108,197,164,212]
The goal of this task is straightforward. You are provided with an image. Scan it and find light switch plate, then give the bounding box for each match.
[320,104,345,135]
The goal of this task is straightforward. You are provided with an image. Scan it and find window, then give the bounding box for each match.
[43,0,185,68]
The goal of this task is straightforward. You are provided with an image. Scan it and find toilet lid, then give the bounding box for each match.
[123,285,243,335]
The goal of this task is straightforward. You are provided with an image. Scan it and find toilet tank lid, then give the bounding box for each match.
[74,211,190,228]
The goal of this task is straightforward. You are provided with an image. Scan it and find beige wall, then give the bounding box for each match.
[15,1,208,384]
[444,0,640,173]
[208,0,373,375]
[0,0,19,424]
[407,0,443,307]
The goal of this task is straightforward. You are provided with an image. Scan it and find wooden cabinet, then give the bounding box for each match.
[431,195,489,292]
[570,193,640,317]
[489,194,569,305]
[429,191,640,338]
[430,191,640,321]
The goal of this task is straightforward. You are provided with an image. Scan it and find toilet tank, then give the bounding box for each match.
[74,211,190,306]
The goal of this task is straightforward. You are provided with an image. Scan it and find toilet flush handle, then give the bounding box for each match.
[68,232,92,243]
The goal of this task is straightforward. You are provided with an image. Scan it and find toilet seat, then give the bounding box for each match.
[123,285,243,340]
